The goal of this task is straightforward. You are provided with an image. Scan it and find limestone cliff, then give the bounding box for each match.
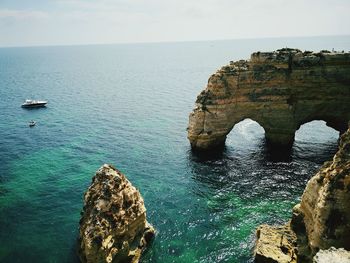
[254,128,350,262]
[297,127,350,254]
[78,164,155,263]
[188,48,350,150]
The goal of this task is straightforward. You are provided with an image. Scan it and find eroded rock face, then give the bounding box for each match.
[78,164,155,263]
[188,48,350,150]
[254,128,350,262]
[298,129,350,254]
[255,223,297,263]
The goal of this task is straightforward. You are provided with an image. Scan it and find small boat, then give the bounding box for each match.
[29,120,36,127]
[21,99,48,108]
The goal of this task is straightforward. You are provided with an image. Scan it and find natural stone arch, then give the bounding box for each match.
[187,48,350,151]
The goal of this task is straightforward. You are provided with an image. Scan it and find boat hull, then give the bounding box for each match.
[21,103,47,108]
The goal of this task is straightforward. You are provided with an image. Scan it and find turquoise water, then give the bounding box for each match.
[0,36,349,263]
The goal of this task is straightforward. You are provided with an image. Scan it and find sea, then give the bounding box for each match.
[0,35,349,263]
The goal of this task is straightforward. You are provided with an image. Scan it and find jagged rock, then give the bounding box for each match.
[298,129,350,254]
[313,247,350,263]
[254,128,350,262]
[290,204,311,262]
[255,223,297,263]
[78,164,155,263]
[187,49,350,150]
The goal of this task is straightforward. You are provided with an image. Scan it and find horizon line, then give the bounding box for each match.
[1,33,349,49]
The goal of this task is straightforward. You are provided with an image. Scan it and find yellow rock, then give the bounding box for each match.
[188,49,350,151]
[255,223,297,263]
[78,164,155,263]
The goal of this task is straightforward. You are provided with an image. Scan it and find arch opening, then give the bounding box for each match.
[225,118,265,150]
[293,120,339,160]
[295,120,339,144]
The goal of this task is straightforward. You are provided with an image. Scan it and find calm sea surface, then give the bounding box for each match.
[0,36,349,263]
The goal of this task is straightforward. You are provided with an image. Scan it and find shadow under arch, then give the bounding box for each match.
[191,118,294,162]
[189,118,264,160]
[187,120,342,194]
[185,121,343,252]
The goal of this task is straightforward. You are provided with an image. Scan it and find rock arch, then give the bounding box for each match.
[187,49,350,151]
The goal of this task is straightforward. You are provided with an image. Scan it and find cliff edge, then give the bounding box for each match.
[188,49,350,151]
[78,164,155,263]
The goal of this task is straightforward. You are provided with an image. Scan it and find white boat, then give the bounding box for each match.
[29,120,36,127]
[22,99,48,108]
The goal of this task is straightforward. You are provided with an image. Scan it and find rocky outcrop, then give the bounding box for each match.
[78,164,155,263]
[297,127,350,254]
[313,247,350,263]
[254,128,350,262]
[255,223,297,263]
[188,48,350,150]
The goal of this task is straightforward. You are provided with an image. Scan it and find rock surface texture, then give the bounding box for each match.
[255,223,297,263]
[188,48,350,150]
[254,128,350,262]
[313,247,350,263]
[297,128,350,254]
[78,164,155,263]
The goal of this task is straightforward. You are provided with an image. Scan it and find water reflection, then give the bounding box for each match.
[189,120,339,165]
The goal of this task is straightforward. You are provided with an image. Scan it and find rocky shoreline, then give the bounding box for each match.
[78,49,350,262]
[77,133,350,262]
[254,128,350,262]
[186,48,350,260]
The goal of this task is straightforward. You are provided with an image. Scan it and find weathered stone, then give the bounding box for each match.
[78,164,155,263]
[313,247,350,263]
[187,49,350,151]
[255,223,297,263]
[299,129,350,255]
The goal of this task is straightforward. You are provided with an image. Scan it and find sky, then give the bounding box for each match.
[0,0,349,47]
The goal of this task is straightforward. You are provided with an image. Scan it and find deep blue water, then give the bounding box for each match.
[0,36,349,263]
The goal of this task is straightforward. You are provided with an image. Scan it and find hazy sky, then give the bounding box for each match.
[0,0,349,47]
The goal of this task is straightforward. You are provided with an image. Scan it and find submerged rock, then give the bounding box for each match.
[78,164,155,263]
[254,128,350,262]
